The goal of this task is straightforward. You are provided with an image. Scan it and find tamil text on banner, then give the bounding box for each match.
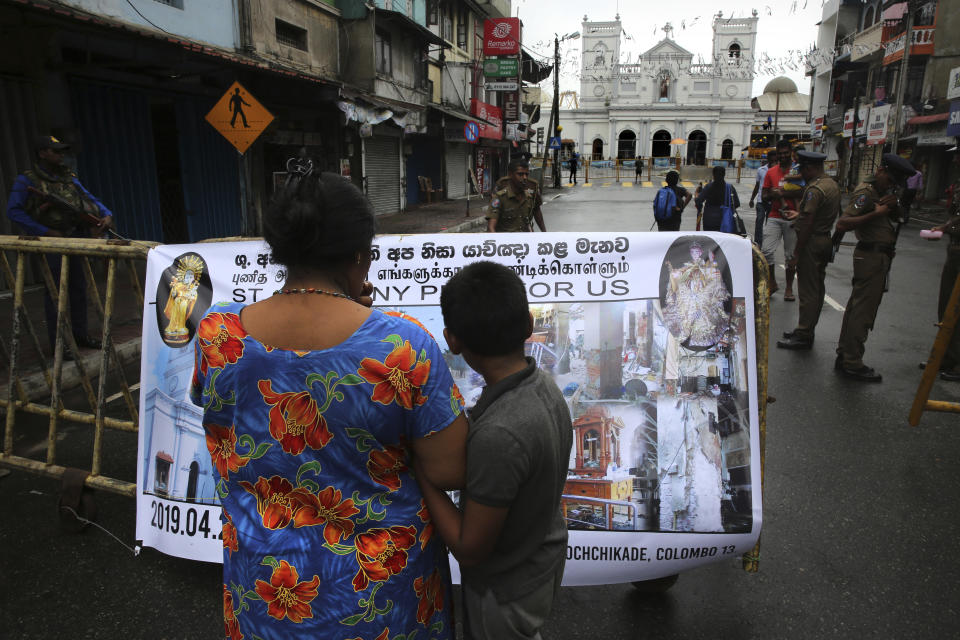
[136,232,762,584]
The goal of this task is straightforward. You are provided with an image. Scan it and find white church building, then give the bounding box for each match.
[563,13,760,164]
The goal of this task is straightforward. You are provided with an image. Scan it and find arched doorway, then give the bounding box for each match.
[652,130,671,158]
[618,130,636,159]
[592,138,604,160]
[721,139,734,160]
[687,130,707,165]
[186,461,199,503]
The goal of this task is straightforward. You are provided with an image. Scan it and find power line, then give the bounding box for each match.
[124,0,172,35]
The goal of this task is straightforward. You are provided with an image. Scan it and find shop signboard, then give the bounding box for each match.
[486,81,519,92]
[470,99,503,140]
[866,104,890,145]
[483,17,521,56]
[842,107,870,137]
[503,91,520,121]
[811,113,825,139]
[483,57,520,78]
[947,67,960,101]
[948,101,960,138]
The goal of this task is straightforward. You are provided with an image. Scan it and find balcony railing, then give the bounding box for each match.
[851,21,884,61]
[883,25,935,64]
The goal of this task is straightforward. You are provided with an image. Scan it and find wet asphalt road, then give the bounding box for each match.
[2,183,959,639]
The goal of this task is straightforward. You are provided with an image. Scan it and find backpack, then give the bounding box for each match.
[653,186,678,222]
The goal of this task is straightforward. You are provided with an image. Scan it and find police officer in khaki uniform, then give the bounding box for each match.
[834,153,915,382]
[777,151,841,350]
[925,144,960,381]
[487,159,546,232]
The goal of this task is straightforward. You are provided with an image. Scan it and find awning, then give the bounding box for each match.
[375,9,446,46]
[883,2,907,21]
[339,87,424,115]
[907,112,949,125]
[521,50,553,84]
[429,104,473,123]
[155,451,173,463]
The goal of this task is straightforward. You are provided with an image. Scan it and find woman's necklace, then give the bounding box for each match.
[273,287,354,301]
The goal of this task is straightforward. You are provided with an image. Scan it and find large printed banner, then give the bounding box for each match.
[136,232,762,585]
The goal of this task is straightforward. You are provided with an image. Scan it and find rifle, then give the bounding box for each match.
[26,186,125,240]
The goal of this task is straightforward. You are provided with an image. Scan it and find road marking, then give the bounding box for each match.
[566,183,575,187]
[777,264,846,311]
[642,181,654,187]
[681,181,695,188]
[622,182,634,187]
[602,182,612,187]
[582,183,592,187]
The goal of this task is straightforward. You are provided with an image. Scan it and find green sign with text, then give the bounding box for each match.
[483,57,519,78]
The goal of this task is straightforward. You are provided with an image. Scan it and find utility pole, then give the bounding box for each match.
[553,34,562,188]
[889,3,916,154]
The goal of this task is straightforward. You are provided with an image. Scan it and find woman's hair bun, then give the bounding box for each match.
[264,171,376,269]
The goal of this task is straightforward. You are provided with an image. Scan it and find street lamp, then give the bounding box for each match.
[552,31,580,188]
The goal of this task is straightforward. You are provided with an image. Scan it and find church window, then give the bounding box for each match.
[728,43,741,59]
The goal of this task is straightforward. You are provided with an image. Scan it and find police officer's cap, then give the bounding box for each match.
[795,150,826,166]
[880,153,915,180]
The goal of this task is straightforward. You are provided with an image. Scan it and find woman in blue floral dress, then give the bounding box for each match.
[191,171,466,640]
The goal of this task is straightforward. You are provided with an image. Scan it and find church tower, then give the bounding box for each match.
[711,10,759,102]
[579,15,622,107]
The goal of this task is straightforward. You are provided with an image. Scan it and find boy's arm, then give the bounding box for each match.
[410,414,468,490]
[416,464,509,567]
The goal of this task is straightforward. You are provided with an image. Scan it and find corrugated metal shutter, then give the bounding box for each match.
[175,97,243,240]
[364,136,400,216]
[0,77,41,236]
[446,143,469,198]
[70,81,164,241]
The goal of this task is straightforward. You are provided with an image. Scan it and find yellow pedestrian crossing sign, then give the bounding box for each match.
[205,81,274,154]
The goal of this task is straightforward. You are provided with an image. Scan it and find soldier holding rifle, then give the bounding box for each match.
[6,135,115,351]
[832,153,914,382]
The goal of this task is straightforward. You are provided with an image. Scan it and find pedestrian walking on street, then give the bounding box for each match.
[635,155,644,182]
[488,159,546,232]
[924,146,960,381]
[569,152,579,185]
[749,150,777,246]
[190,168,467,638]
[901,166,923,225]
[6,135,114,353]
[653,170,691,231]
[695,165,741,233]
[833,153,916,382]
[776,151,841,350]
[761,139,800,300]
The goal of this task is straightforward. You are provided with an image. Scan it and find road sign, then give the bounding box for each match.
[483,57,519,78]
[548,136,562,150]
[486,81,519,92]
[464,121,480,143]
[205,81,274,154]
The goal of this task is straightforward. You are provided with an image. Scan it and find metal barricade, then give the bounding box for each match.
[0,236,155,496]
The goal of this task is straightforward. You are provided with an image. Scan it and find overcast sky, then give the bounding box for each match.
[514,0,825,99]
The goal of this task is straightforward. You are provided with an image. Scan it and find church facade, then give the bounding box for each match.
[564,13,759,164]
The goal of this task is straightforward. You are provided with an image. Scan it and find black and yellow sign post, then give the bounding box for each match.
[205,81,274,154]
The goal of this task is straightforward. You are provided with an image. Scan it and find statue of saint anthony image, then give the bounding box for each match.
[662,241,731,349]
[162,254,203,344]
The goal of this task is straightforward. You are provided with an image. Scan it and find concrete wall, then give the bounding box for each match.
[250,0,340,78]
[61,0,237,49]
[340,17,376,90]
